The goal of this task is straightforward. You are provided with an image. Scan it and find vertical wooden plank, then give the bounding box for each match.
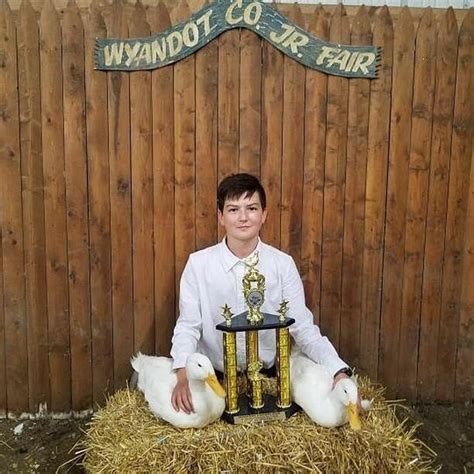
[85,1,113,405]
[437,8,469,403]
[217,27,240,240]
[320,4,350,350]
[301,6,328,324]
[40,0,71,413]
[280,5,306,269]
[195,13,218,250]
[379,7,415,394]
[149,3,175,356]
[417,8,458,401]
[173,1,196,293]
[454,9,474,403]
[63,0,92,411]
[129,1,154,355]
[0,230,5,415]
[0,0,28,414]
[17,0,49,412]
[239,28,261,177]
[108,0,133,389]
[398,8,436,399]
[260,18,283,249]
[360,6,393,381]
[340,6,371,366]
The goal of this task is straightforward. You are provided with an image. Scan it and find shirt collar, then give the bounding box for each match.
[219,237,262,272]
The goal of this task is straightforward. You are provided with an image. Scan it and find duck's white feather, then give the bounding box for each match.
[290,350,366,428]
[131,353,225,429]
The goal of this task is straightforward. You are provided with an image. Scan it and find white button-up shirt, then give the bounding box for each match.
[171,239,347,376]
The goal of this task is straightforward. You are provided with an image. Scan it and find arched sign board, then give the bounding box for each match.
[95,0,381,78]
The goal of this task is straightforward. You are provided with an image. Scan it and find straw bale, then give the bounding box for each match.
[80,377,438,473]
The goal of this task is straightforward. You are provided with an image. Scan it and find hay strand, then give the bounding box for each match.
[81,377,438,473]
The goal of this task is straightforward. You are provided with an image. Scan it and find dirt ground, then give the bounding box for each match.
[0,402,472,473]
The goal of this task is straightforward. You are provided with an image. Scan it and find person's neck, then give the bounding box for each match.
[226,237,259,259]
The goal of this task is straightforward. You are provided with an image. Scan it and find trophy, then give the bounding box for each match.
[216,252,299,424]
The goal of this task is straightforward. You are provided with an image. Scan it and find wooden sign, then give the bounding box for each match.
[95,0,381,78]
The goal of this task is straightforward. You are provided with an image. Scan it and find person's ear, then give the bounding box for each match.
[218,208,224,226]
[262,209,268,224]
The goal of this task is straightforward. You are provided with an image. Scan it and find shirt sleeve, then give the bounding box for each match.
[283,256,348,376]
[170,255,202,370]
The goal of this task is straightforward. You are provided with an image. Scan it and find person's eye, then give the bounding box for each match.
[250,207,257,211]
[229,208,237,213]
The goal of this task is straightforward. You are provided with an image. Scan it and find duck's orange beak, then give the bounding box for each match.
[205,374,226,398]
[347,402,362,430]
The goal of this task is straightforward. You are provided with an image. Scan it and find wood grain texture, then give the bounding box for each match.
[0,1,28,413]
[173,0,196,298]
[239,29,261,177]
[217,28,240,240]
[18,0,49,413]
[40,0,71,413]
[360,7,393,381]
[195,16,218,250]
[85,1,113,406]
[107,0,133,390]
[417,8,458,401]
[260,31,283,249]
[379,7,415,394]
[0,230,5,416]
[437,7,469,403]
[63,0,92,412]
[280,5,305,269]
[340,6,371,367]
[398,8,436,400]
[320,4,350,351]
[129,1,154,356]
[454,8,474,403]
[301,6,328,325]
[149,2,175,357]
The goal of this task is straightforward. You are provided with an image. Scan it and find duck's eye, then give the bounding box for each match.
[197,363,202,368]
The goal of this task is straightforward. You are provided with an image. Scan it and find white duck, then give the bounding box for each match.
[290,349,369,430]
[131,353,226,429]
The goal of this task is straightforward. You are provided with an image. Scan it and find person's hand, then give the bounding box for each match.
[171,368,194,414]
[332,371,350,389]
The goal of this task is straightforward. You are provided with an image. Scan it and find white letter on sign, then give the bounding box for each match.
[104,42,124,66]
[315,46,340,66]
[196,9,212,36]
[183,22,199,47]
[225,0,243,25]
[270,24,294,44]
[243,2,262,26]
[167,31,183,57]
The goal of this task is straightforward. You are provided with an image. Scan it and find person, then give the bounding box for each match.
[170,173,353,414]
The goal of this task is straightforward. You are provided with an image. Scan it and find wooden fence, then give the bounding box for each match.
[0,0,472,415]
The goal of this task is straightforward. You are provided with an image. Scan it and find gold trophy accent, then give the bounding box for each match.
[242,252,265,325]
[223,331,239,414]
[277,299,289,322]
[247,361,264,409]
[221,304,234,327]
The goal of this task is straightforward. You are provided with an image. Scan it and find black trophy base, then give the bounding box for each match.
[221,394,300,425]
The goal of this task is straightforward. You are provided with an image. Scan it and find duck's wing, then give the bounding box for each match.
[290,354,334,404]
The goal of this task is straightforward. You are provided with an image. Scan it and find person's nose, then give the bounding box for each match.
[238,209,248,221]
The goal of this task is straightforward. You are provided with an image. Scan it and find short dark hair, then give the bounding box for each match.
[217,173,266,212]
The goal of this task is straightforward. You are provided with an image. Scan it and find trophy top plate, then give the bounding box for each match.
[216,311,295,332]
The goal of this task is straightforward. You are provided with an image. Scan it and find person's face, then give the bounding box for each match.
[218,192,267,245]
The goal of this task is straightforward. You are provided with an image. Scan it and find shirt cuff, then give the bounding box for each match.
[325,358,350,378]
[171,354,188,370]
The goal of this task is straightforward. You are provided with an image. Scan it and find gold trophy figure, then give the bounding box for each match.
[242,252,265,325]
